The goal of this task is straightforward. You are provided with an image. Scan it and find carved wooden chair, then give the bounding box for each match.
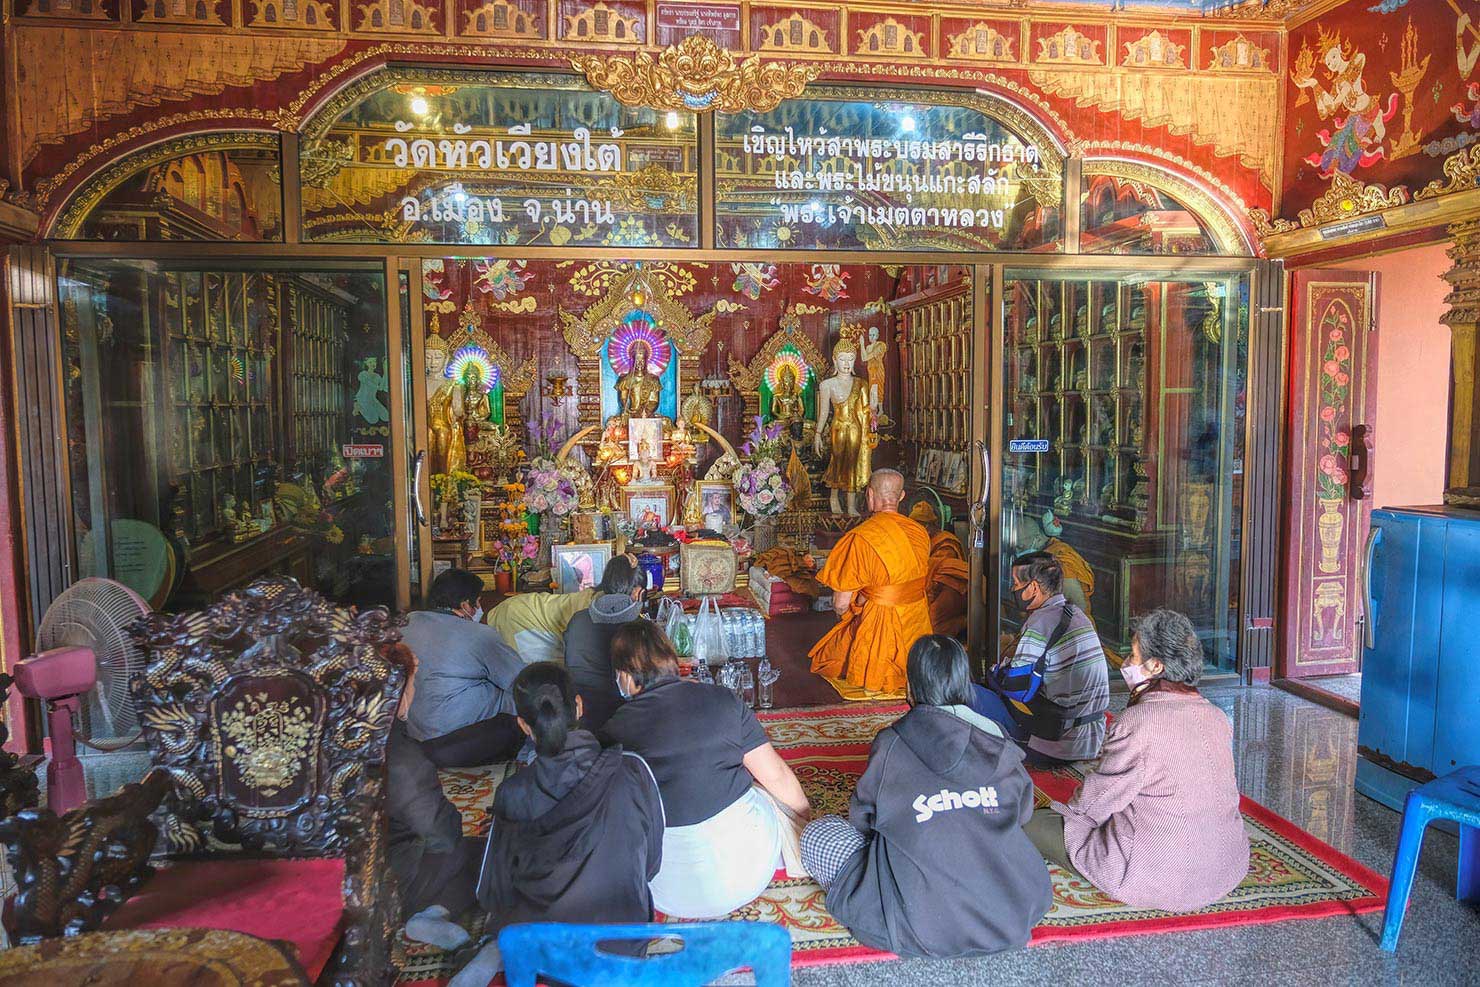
[0,578,408,986]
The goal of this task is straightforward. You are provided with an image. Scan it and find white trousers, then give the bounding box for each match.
[649,786,783,919]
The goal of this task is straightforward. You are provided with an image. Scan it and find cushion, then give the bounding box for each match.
[104,857,347,981]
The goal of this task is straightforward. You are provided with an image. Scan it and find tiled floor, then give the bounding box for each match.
[793,683,1480,987]
[1304,673,1365,705]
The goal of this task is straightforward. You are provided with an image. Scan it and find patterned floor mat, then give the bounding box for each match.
[394,702,1386,982]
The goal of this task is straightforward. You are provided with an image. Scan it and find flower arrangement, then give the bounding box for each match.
[522,456,579,517]
[527,413,567,462]
[739,415,787,462]
[516,534,540,573]
[429,470,480,502]
[734,458,791,520]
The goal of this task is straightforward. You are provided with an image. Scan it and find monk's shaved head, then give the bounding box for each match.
[867,469,905,512]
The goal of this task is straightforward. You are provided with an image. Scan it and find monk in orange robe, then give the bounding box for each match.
[810,470,934,696]
[909,501,970,638]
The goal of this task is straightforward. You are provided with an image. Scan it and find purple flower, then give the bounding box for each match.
[740,441,753,456]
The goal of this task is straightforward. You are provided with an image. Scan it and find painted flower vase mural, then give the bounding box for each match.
[1315,304,1354,574]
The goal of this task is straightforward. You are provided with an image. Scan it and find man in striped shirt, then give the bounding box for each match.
[994,552,1109,764]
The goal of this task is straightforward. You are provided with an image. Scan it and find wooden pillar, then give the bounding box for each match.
[1442,220,1480,507]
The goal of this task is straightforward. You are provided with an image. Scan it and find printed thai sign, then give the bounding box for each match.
[301,72,698,246]
[716,91,1061,251]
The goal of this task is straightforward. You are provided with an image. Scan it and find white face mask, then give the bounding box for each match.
[1121,662,1153,688]
[471,605,484,624]
[616,674,632,700]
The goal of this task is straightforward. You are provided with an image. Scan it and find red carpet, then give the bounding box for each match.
[397,702,1387,983]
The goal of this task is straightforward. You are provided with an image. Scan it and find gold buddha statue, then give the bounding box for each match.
[813,341,874,516]
[425,336,456,475]
[615,339,663,419]
[770,362,805,426]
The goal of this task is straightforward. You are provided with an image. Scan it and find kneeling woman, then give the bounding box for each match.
[1027,609,1249,912]
[801,635,1051,958]
[600,621,812,919]
[452,662,664,986]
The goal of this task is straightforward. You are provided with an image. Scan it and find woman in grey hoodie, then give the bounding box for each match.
[563,553,645,731]
[801,635,1051,959]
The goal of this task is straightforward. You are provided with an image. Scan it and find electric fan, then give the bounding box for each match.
[35,577,152,747]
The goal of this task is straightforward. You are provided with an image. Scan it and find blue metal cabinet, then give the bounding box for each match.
[1357,507,1480,811]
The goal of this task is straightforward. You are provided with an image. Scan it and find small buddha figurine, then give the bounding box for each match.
[813,341,874,517]
[680,382,713,435]
[595,419,626,467]
[1074,304,1090,337]
[634,436,658,483]
[770,362,805,426]
[616,339,663,419]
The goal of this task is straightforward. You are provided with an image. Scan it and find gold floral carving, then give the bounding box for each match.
[463,0,543,39]
[758,13,835,53]
[564,1,642,44]
[1205,0,1303,19]
[1417,143,1480,200]
[588,163,696,212]
[728,303,829,425]
[1297,171,1409,227]
[1247,207,1297,238]
[570,36,821,113]
[856,18,927,58]
[1028,68,1278,190]
[218,693,313,797]
[946,23,1017,63]
[1035,26,1102,65]
[1122,30,1186,69]
[1208,35,1272,72]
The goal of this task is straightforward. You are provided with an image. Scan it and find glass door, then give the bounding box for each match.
[58,259,409,613]
[997,269,1249,673]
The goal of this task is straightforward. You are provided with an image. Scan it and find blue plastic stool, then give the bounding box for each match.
[1379,765,1480,952]
[499,921,792,987]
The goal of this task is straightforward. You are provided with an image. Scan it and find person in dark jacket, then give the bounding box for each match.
[800,635,1052,959]
[385,649,479,951]
[449,662,664,987]
[563,553,644,730]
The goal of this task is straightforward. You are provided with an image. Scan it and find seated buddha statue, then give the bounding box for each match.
[770,362,806,427]
[616,339,662,419]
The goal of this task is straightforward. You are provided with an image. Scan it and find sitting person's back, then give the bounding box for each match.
[1033,609,1249,912]
[803,636,1051,958]
[563,554,644,730]
[599,620,812,919]
[452,662,664,986]
[402,568,525,766]
[487,586,596,665]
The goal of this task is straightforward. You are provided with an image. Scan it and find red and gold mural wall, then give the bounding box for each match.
[0,0,1283,240]
[1277,0,1479,225]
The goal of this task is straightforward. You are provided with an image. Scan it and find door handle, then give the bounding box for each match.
[412,449,428,527]
[971,439,990,549]
[1348,424,1373,500]
[1359,525,1381,651]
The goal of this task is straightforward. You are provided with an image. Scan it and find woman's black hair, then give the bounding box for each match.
[427,567,484,612]
[609,620,680,690]
[906,634,975,708]
[600,553,644,595]
[511,662,578,757]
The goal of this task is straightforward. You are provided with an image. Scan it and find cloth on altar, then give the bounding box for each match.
[486,588,596,665]
[752,547,826,598]
[809,511,933,696]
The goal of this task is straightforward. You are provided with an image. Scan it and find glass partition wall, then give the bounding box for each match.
[998,271,1249,673]
[45,68,1259,673]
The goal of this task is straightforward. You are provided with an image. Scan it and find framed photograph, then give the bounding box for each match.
[624,485,675,527]
[914,453,930,482]
[941,453,964,492]
[627,417,664,462]
[924,450,944,485]
[552,543,613,594]
[696,480,733,531]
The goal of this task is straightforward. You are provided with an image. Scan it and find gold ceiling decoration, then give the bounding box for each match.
[1249,170,1410,239]
[1417,144,1480,201]
[569,35,821,114]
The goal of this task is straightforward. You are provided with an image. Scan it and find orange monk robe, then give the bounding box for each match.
[810,511,934,694]
[926,530,970,638]
[1044,536,1095,618]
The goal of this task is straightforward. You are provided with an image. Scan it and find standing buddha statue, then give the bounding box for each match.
[813,341,874,516]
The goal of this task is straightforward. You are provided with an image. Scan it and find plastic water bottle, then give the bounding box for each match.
[741,660,756,707]
[753,611,767,659]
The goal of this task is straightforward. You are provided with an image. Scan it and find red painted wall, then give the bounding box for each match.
[1334,243,1453,510]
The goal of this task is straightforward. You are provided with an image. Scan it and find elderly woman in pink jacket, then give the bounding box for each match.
[1026,609,1249,912]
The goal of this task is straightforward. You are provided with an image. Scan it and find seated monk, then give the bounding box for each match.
[810,469,933,696]
[1020,511,1094,617]
[909,501,969,638]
